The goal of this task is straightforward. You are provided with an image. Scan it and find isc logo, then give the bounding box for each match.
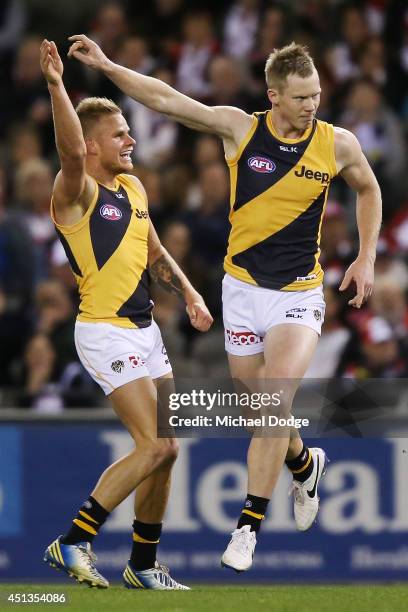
[248,156,276,173]
[100,204,122,221]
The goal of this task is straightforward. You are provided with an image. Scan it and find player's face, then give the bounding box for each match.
[91,113,135,173]
[268,70,321,131]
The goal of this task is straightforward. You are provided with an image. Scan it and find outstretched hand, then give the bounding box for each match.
[40,39,63,85]
[339,255,374,308]
[67,34,110,71]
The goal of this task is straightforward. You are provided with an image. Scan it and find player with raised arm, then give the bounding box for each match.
[67,35,382,572]
[40,39,212,590]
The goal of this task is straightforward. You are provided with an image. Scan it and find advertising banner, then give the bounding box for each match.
[1,421,408,582]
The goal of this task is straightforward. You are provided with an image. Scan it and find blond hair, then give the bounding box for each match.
[75,97,122,135]
[264,42,315,90]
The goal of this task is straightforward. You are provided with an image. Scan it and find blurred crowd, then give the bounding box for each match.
[0,0,407,411]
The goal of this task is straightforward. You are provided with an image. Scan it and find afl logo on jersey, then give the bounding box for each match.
[100,204,122,221]
[248,156,276,173]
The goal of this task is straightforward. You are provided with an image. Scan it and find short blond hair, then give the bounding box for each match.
[265,42,315,90]
[75,97,122,135]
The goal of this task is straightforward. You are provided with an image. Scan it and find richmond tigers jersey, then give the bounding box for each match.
[224,111,338,291]
[51,174,152,329]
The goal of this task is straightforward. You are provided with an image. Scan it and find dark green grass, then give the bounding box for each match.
[1,584,407,612]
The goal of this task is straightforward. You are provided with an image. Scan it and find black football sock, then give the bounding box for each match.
[61,496,109,545]
[286,444,314,482]
[130,520,162,571]
[237,494,269,533]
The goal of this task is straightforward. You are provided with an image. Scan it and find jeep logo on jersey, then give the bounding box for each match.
[248,156,276,173]
[294,165,329,184]
[100,204,122,221]
[135,208,149,219]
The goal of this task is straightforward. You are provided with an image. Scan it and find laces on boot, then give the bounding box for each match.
[77,545,101,579]
[229,528,255,555]
[289,481,305,505]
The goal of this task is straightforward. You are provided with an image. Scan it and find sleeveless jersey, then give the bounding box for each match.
[51,174,152,329]
[224,111,337,291]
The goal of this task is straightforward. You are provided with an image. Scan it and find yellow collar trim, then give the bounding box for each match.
[267,111,313,144]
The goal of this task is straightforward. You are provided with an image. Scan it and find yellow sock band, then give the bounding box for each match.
[291,452,312,474]
[79,510,99,524]
[73,519,97,535]
[242,509,264,520]
[132,532,160,544]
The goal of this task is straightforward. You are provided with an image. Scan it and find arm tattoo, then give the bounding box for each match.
[149,255,184,296]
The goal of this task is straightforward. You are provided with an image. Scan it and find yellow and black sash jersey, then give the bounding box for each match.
[51,173,152,328]
[224,110,338,291]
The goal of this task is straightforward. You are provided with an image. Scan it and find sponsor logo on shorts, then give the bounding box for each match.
[225,329,263,346]
[245,500,253,508]
[111,359,124,373]
[248,156,276,173]
[161,345,169,364]
[314,309,322,322]
[129,354,146,368]
[286,307,306,319]
[296,274,317,282]
[100,204,122,221]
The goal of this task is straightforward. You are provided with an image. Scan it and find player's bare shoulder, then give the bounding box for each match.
[52,170,96,227]
[334,125,379,193]
[122,173,148,202]
[333,126,362,174]
[216,106,254,160]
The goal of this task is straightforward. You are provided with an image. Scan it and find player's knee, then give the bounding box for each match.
[277,399,293,420]
[160,438,179,465]
[264,396,292,420]
[143,438,179,468]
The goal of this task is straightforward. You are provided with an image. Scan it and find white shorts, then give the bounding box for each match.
[222,273,325,356]
[74,320,172,395]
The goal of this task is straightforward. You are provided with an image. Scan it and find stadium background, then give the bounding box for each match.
[0,0,408,585]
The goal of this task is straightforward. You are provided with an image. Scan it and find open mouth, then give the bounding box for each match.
[120,150,133,161]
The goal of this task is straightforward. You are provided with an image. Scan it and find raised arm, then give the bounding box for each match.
[335,127,382,308]
[40,39,94,225]
[146,216,213,333]
[67,34,252,157]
